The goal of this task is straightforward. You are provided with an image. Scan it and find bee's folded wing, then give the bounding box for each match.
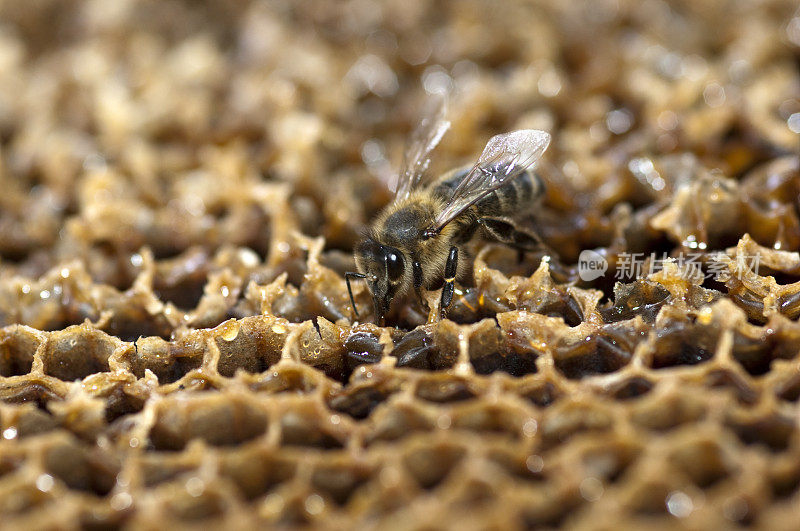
[394,96,451,201]
[431,129,551,232]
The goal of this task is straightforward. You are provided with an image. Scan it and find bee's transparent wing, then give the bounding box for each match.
[394,97,451,201]
[430,129,551,232]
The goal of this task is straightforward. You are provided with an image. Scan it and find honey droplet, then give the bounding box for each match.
[220,322,240,341]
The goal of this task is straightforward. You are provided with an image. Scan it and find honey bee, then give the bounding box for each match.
[346,100,551,324]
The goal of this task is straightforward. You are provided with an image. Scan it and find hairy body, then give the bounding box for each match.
[354,167,544,320]
[346,109,550,323]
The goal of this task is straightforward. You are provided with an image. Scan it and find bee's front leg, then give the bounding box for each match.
[412,259,428,312]
[440,246,458,318]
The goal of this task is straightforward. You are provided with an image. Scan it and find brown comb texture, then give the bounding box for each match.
[1,0,800,529]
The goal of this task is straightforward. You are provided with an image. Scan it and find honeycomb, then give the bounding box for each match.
[1,0,800,528]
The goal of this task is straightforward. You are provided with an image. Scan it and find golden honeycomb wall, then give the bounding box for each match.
[1,0,800,529]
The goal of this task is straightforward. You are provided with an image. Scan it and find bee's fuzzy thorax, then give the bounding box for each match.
[354,124,549,322]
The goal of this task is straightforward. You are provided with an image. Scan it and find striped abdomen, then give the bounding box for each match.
[432,168,545,220]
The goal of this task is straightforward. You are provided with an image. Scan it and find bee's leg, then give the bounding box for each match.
[412,260,427,310]
[440,246,458,318]
[478,217,542,249]
[478,216,557,263]
[345,272,367,318]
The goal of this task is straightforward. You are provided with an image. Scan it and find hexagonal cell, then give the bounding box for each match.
[402,441,467,490]
[392,328,439,370]
[219,448,297,501]
[553,329,632,379]
[601,280,671,323]
[469,320,539,376]
[11,403,60,437]
[311,459,373,505]
[610,377,654,400]
[104,386,146,422]
[726,414,796,453]
[451,401,529,439]
[127,335,204,383]
[341,331,383,381]
[392,325,458,371]
[293,320,348,381]
[98,294,176,343]
[42,438,120,495]
[703,369,758,404]
[628,481,675,516]
[768,458,800,500]
[214,317,285,377]
[775,373,800,403]
[731,327,775,376]
[329,383,391,420]
[161,486,227,521]
[152,247,211,311]
[669,439,734,489]
[483,447,547,483]
[0,327,39,376]
[539,403,614,449]
[0,449,23,479]
[516,378,563,408]
[249,367,325,399]
[149,394,268,451]
[0,381,64,408]
[0,483,57,516]
[364,401,435,444]
[629,391,706,432]
[139,455,200,488]
[415,376,477,403]
[580,439,641,483]
[42,326,115,381]
[649,322,718,370]
[279,406,345,449]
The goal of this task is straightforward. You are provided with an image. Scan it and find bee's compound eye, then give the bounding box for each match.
[385,250,404,282]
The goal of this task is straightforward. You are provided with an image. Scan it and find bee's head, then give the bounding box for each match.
[354,237,406,324]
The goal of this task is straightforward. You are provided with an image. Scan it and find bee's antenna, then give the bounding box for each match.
[345,272,367,318]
